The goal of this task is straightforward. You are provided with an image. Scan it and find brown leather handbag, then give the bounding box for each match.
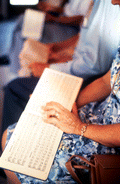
[65,154,120,184]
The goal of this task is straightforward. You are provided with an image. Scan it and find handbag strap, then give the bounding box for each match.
[68,155,95,167]
[66,160,83,184]
[65,155,95,184]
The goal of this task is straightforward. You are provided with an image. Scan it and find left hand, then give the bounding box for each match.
[42,101,83,135]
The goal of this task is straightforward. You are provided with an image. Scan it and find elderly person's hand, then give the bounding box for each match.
[42,101,83,135]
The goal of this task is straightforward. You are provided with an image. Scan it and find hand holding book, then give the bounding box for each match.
[43,101,83,134]
[0,68,83,181]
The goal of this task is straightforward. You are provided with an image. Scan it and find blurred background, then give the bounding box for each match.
[0,0,40,140]
[0,2,41,182]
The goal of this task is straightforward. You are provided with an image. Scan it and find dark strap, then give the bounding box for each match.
[65,155,95,184]
[66,159,83,184]
[68,155,95,167]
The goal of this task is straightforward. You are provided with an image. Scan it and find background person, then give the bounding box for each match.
[1,0,120,135]
[9,0,90,75]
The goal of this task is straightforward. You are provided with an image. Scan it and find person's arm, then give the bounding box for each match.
[82,123,120,147]
[37,1,84,26]
[77,70,111,108]
[45,13,84,26]
[37,0,67,14]
[42,71,120,148]
[29,34,79,77]
[29,63,50,77]
[43,101,120,148]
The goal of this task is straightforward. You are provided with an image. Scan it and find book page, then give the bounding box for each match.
[0,68,83,181]
[22,9,46,40]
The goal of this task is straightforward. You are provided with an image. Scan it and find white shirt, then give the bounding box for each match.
[50,0,120,80]
[64,0,93,16]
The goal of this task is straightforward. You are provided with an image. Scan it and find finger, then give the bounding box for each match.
[72,102,77,110]
[43,104,61,114]
[43,110,60,119]
[72,102,79,118]
[45,101,66,112]
[29,94,32,98]
[43,106,71,122]
[43,105,58,113]
[44,118,70,133]
[43,116,59,127]
[46,101,63,108]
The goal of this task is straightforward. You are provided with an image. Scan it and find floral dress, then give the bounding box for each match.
[6,48,120,183]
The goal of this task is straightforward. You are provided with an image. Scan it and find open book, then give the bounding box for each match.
[0,68,83,181]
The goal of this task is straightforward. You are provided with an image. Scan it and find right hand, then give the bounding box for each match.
[42,101,82,135]
[29,63,50,77]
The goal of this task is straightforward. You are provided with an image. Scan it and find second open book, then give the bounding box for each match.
[0,68,83,181]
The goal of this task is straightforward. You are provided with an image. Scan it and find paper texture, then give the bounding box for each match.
[0,68,83,180]
[22,9,46,40]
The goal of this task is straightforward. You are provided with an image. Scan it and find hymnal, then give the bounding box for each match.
[0,68,83,180]
[22,9,46,40]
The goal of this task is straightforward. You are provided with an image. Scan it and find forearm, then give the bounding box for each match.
[37,2,64,14]
[49,34,79,62]
[53,15,84,26]
[51,34,79,52]
[49,7,63,14]
[44,101,120,148]
[76,123,120,147]
[77,71,111,108]
[46,13,84,26]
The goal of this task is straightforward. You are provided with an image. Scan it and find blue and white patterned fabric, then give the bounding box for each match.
[5,47,120,183]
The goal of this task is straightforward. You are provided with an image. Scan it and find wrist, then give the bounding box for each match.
[74,121,84,135]
[79,123,90,140]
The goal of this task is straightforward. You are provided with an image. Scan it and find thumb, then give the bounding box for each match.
[72,102,79,118]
